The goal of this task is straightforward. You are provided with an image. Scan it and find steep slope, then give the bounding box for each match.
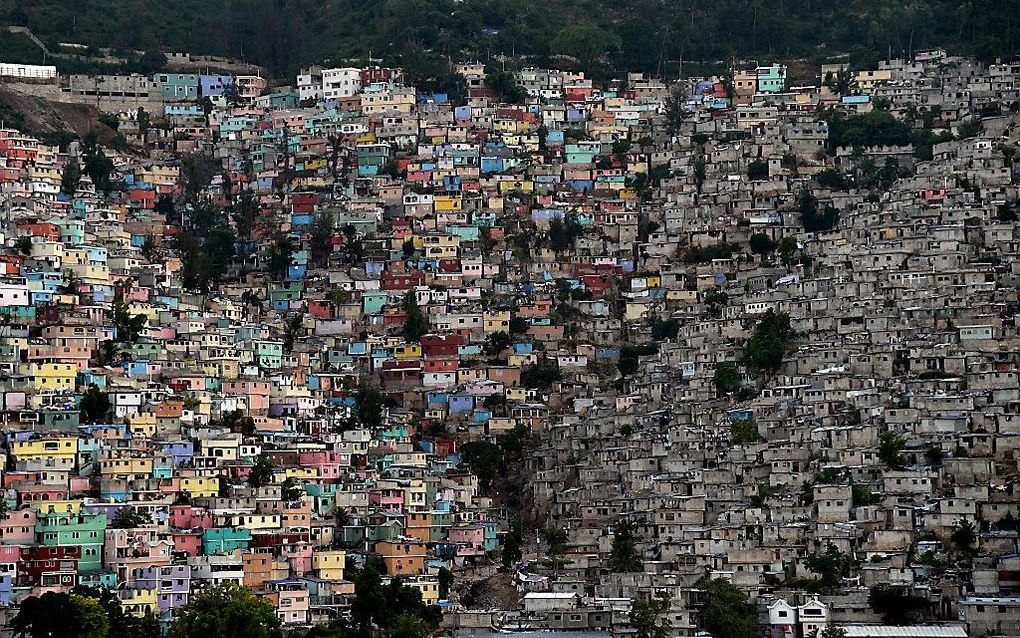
[3,0,1019,79]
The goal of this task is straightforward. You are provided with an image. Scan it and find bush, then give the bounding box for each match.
[746,159,769,180]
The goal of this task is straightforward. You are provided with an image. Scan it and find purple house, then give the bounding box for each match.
[200,75,234,98]
[129,564,191,611]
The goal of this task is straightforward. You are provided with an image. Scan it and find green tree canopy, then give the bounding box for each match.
[700,578,759,638]
[743,310,792,373]
[168,583,282,638]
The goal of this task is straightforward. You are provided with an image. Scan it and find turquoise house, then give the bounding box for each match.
[203,527,252,554]
[36,512,107,571]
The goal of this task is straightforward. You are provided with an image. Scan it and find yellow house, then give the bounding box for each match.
[394,344,422,359]
[457,369,485,385]
[134,164,179,187]
[420,234,460,259]
[31,499,82,516]
[284,467,317,480]
[203,439,239,462]
[126,413,157,438]
[312,550,346,581]
[497,179,533,193]
[433,195,463,212]
[666,289,698,304]
[201,358,239,380]
[855,69,892,92]
[235,513,281,530]
[99,457,154,480]
[483,310,510,333]
[504,387,527,402]
[487,417,517,433]
[20,362,76,390]
[119,587,157,617]
[405,577,440,605]
[508,353,538,367]
[180,476,220,498]
[11,436,78,461]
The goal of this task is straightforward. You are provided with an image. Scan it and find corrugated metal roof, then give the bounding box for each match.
[840,625,968,638]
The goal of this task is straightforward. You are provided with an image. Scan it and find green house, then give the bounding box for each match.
[254,340,283,369]
[203,527,252,555]
[36,512,107,571]
[756,64,787,94]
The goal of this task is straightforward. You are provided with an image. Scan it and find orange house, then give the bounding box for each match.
[404,512,433,543]
[375,540,426,575]
[242,551,287,590]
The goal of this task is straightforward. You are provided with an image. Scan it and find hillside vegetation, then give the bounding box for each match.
[2,0,1018,81]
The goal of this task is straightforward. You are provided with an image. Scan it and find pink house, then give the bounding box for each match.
[0,509,37,544]
[297,451,350,480]
[172,531,202,557]
[281,543,313,576]
[169,505,212,530]
[447,525,486,556]
[368,488,405,512]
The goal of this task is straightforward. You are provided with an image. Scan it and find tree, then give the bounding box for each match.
[651,318,680,341]
[356,381,390,429]
[136,107,150,139]
[610,520,641,572]
[509,316,530,335]
[798,186,839,232]
[437,567,454,600]
[700,578,759,638]
[868,584,928,625]
[826,111,911,150]
[878,431,906,469]
[221,409,256,435]
[520,362,561,390]
[552,25,621,67]
[743,310,792,373]
[731,418,761,444]
[460,440,502,492]
[815,168,847,190]
[704,288,729,317]
[15,236,33,255]
[61,157,81,195]
[281,476,304,502]
[79,385,110,424]
[267,232,296,280]
[663,86,687,138]
[713,362,741,395]
[72,586,159,638]
[11,591,111,638]
[71,595,108,638]
[110,506,153,529]
[749,233,777,255]
[81,132,115,193]
[112,301,147,343]
[180,152,218,203]
[401,292,429,342]
[630,593,672,638]
[502,518,524,568]
[483,70,526,104]
[310,211,336,267]
[824,67,858,96]
[950,518,976,554]
[924,445,943,467]
[548,215,583,252]
[778,236,800,267]
[168,583,282,638]
[248,454,275,488]
[485,331,513,356]
[543,527,568,556]
[746,159,769,180]
[818,626,848,638]
[805,543,855,589]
